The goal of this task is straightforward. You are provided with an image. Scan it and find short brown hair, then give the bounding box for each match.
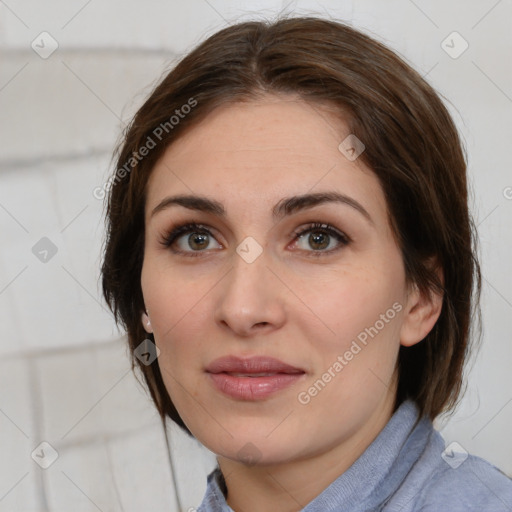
[101,16,481,432]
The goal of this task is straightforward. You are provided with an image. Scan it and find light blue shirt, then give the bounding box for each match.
[197,399,512,511]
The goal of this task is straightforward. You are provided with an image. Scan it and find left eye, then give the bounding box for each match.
[292,223,350,254]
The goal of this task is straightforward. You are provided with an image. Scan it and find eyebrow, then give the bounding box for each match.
[150,191,373,224]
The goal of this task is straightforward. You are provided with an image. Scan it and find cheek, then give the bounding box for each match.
[141,264,221,391]
[140,267,201,395]
[303,263,404,341]
[296,262,405,390]
[141,260,210,338]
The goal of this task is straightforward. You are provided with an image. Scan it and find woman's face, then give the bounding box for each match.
[141,95,417,465]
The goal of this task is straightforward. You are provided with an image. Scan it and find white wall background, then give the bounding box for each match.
[0,0,511,510]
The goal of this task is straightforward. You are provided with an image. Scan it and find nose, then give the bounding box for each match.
[213,249,286,338]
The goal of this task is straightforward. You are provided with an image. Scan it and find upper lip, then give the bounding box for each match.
[205,356,305,374]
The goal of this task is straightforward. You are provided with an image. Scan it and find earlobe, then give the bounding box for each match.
[142,310,153,333]
[400,279,443,348]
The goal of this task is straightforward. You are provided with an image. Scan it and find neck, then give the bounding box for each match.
[218,392,397,512]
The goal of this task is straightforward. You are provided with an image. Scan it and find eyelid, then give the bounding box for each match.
[292,222,350,244]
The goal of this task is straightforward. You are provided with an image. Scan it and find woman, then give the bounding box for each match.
[100,16,512,511]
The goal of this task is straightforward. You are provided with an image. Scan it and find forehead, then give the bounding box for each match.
[145,96,387,224]
[155,95,346,166]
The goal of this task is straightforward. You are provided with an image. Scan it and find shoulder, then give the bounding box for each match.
[385,424,512,512]
[412,451,512,511]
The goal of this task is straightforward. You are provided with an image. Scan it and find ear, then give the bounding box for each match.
[142,310,153,334]
[400,265,444,347]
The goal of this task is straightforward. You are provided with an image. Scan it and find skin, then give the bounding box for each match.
[140,95,442,511]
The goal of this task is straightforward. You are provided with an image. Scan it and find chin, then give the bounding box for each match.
[204,426,307,467]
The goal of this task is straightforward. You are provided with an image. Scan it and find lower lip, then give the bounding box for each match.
[207,372,305,400]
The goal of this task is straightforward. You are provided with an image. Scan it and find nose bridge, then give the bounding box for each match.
[214,243,285,335]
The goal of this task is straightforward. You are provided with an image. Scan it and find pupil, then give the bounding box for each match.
[310,231,328,250]
[189,232,208,250]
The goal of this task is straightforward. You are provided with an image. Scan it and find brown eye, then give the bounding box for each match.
[293,223,350,254]
[187,232,210,251]
[308,231,330,250]
[160,223,222,255]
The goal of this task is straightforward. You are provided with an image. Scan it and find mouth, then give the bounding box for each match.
[205,355,305,374]
[224,372,294,377]
[205,355,306,400]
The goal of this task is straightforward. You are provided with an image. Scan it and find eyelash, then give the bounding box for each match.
[158,222,351,258]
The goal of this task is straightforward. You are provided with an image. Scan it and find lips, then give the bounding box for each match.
[205,355,305,375]
[205,356,306,400]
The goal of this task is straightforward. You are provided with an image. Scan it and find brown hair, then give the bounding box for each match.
[101,16,481,433]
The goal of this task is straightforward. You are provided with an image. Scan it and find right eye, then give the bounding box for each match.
[159,222,223,256]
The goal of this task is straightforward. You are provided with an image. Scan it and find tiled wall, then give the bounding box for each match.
[1,0,511,510]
